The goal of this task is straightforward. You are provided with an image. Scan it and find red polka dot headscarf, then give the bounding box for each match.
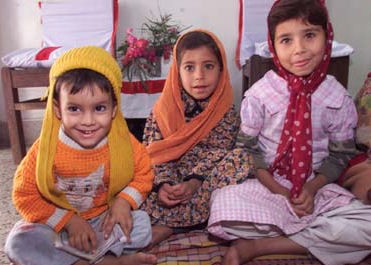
[267,0,334,198]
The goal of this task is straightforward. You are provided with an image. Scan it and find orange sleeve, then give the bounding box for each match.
[12,139,74,232]
[118,134,154,209]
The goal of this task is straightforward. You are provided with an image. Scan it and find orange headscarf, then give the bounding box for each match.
[147,29,233,165]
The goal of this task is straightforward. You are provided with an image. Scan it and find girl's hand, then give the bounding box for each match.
[256,169,290,199]
[171,179,202,203]
[276,186,291,200]
[158,183,182,207]
[65,214,97,253]
[291,174,326,217]
[101,197,132,242]
[291,187,315,217]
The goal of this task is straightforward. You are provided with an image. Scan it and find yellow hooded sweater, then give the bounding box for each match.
[12,46,154,232]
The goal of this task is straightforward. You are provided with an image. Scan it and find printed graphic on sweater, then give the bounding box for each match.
[56,165,106,212]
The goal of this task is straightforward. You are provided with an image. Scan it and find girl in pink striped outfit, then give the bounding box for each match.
[208,0,371,264]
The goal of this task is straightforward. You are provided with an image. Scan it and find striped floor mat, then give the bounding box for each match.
[148,230,322,265]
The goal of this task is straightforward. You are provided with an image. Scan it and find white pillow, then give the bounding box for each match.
[1,46,70,68]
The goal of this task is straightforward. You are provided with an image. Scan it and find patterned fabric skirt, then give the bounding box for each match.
[141,148,254,227]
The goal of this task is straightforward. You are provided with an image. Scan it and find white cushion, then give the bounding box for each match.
[1,47,70,68]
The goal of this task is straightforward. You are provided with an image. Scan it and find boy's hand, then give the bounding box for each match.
[65,214,97,253]
[102,197,132,242]
[291,187,315,217]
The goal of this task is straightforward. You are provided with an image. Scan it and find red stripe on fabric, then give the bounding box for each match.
[38,1,42,9]
[35,47,61,60]
[235,0,244,69]
[121,79,165,94]
[337,153,367,185]
[111,0,119,56]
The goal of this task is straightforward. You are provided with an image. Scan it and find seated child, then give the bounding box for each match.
[5,46,157,265]
[140,29,251,246]
[340,73,371,204]
[207,1,371,265]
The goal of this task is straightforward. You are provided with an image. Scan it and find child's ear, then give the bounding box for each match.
[112,104,117,119]
[53,99,62,120]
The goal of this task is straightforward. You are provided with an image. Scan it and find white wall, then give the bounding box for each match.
[117,0,240,104]
[327,0,371,96]
[0,0,42,123]
[0,0,370,144]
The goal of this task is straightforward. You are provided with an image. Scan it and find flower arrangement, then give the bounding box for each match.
[117,13,188,84]
[142,13,187,60]
[117,28,156,82]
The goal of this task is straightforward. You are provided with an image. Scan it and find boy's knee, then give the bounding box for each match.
[5,224,57,265]
[132,210,150,224]
[131,210,152,247]
[5,228,39,264]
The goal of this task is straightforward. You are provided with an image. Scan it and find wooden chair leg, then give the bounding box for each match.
[2,67,26,164]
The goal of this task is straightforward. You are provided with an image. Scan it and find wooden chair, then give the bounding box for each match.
[242,54,350,96]
[1,67,49,164]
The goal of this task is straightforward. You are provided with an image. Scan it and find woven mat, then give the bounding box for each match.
[148,230,322,265]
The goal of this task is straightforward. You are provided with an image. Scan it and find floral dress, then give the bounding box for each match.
[140,91,253,227]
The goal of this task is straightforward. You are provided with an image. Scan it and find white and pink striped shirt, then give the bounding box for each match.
[241,70,357,173]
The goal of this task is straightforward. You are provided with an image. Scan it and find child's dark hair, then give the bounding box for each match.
[53,69,116,104]
[268,0,328,43]
[176,31,223,70]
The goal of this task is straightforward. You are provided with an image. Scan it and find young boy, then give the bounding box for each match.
[5,46,157,265]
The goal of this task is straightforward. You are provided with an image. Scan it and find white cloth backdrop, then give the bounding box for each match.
[237,0,273,67]
[39,0,117,53]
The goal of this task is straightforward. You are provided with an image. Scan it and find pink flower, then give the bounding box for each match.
[126,35,136,45]
[118,27,167,78]
[162,44,172,60]
[121,54,131,66]
[136,38,149,49]
[126,28,133,35]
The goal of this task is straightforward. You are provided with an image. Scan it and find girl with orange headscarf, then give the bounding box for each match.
[140,29,252,246]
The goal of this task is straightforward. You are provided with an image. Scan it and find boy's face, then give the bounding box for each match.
[179,45,221,100]
[274,18,326,77]
[53,84,117,149]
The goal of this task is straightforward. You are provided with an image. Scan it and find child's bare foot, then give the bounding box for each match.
[222,239,254,265]
[118,252,157,264]
[146,225,173,250]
